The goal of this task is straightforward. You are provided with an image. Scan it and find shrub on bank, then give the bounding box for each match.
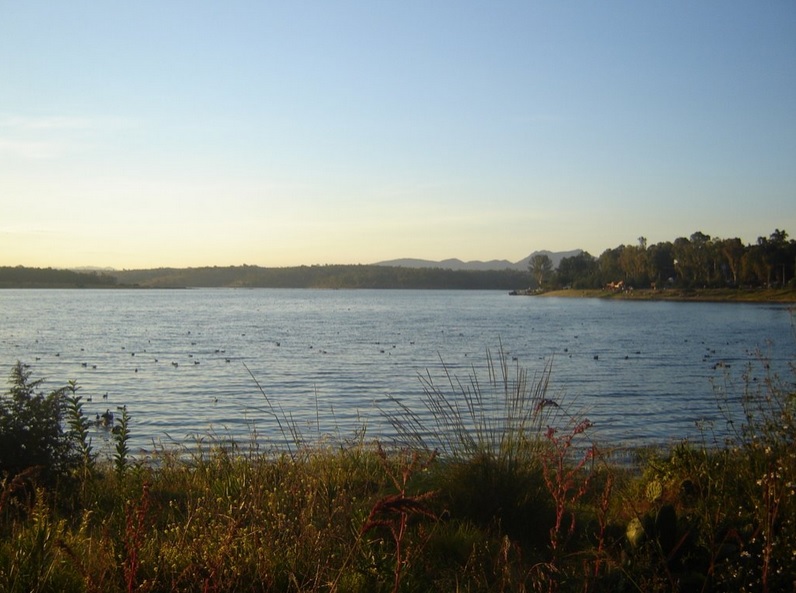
[0,362,84,488]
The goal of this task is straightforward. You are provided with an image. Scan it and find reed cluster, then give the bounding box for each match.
[0,347,793,593]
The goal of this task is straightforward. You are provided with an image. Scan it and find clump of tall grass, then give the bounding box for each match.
[383,345,600,584]
[385,347,569,463]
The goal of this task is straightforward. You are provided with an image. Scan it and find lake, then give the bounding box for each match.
[1,289,793,457]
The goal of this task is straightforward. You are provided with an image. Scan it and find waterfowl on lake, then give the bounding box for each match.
[96,409,114,428]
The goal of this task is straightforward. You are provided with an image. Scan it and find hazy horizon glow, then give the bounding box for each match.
[2,2,794,269]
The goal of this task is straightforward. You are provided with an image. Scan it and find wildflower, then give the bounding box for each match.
[573,419,592,435]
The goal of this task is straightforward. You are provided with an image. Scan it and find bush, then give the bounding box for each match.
[0,362,78,486]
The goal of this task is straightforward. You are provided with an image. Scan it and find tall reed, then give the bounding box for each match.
[385,346,564,465]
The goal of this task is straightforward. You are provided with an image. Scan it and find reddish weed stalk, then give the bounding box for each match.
[590,469,613,581]
[539,419,594,592]
[123,481,151,593]
[359,444,437,593]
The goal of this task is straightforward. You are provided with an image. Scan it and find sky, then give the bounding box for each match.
[1,2,794,269]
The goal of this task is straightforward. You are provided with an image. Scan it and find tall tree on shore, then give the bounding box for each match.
[690,231,714,285]
[764,229,792,286]
[647,241,676,286]
[557,251,599,288]
[618,237,650,286]
[529,254,553,288]
[598,247,623,285]
[721,238,745,285]
[742,242,771,286]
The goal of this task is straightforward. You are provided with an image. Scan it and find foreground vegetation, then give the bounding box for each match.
[1,351,794,592]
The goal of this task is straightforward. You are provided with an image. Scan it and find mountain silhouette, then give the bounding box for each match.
[374,250,582,271]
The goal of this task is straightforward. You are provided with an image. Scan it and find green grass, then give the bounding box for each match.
[1,351,794,593]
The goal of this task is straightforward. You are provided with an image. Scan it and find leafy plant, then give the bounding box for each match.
[113,406,132,479]
[0,362,75,486]
[63,381,95,481]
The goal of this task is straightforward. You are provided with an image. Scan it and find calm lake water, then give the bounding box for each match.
[1,289,794,457]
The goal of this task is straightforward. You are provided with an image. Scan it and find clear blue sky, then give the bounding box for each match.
[1,1,794,269]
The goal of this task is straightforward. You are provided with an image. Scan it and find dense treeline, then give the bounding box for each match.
[0,266,118,288]
[534,229,796,291]
[114,264,530,289]
[3,228,794,291]
[2,264,528,290]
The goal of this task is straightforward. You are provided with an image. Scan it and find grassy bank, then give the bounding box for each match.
[1,354,794,593]
[533,287,796,303]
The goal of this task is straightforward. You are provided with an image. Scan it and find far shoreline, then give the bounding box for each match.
[525,287,796,303]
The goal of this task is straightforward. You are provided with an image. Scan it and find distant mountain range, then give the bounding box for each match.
[374,250,582,271]
[61,251,583,275]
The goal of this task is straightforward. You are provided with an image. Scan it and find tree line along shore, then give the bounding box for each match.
[0,263,529,290]
[526,229,795,295]
[2,228,795,298]
[2,264,794,301]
